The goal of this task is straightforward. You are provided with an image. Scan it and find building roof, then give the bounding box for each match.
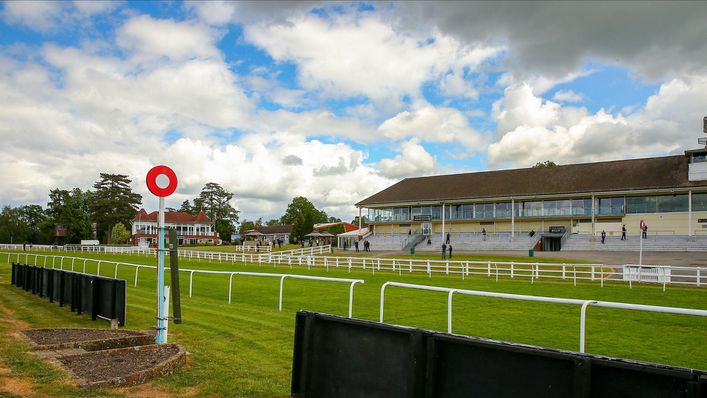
[314,222,360,232]
[357,155,707,206]
[256,225,293,235]
[132,209,212,224]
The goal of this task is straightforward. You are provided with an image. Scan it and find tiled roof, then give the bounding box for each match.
[357,155,707,206]
[133,210,211,224]
[256,225,293,234]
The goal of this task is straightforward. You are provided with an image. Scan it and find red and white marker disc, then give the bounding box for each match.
[146,165,178,197]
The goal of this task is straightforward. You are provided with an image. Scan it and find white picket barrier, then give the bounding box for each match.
[379,281,707,354]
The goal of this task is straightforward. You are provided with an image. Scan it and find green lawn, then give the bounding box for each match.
[0,250,705,397]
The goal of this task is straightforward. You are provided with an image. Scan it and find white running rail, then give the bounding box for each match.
[379,281,707,354]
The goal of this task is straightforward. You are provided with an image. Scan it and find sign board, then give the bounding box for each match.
[146,165,178,197]
[703,116,707,133]
[413,215,431,221]
[80,240,100,246]
[548,226,566,234]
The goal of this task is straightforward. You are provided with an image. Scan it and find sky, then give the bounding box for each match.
[1,1,707,223]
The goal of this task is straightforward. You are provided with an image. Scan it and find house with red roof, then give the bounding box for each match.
[130,208,221,246]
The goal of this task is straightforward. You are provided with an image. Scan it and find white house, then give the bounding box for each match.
[130,208,221,246]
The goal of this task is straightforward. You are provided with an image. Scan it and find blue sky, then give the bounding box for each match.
[1,1,706,221]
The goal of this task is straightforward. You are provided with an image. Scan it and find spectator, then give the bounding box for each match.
[442,243,447,260]
[482,228,487,240]
[601,230,606,244]
[621,224,626,240]
[642,224,648,239]
[355,240,359,252]
[427,237,431,245]
[448,244,453,259]
[446,232,450,244]
[529,229,535,237]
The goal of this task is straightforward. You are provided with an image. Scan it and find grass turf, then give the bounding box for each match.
[0,250,705,397]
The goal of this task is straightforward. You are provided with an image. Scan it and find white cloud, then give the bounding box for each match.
[245,15,500,105]
[2,1,63,32]
[116,15,220,62]
[378,139,437,179]
[553,89,584,103]
[488,77,707,167]
[378,104,487,151]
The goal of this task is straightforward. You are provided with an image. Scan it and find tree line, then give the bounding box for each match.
[238,196,342,243]
[0,174,240,245]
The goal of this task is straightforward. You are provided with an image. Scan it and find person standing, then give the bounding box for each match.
[354,240,359,252]
[601,230,606,244]
[642,224,648,239]
[448,244,453,259]
[621,225,626,240]
[446,232,450,244]
[482,228,487,241]
[441,243,447,260]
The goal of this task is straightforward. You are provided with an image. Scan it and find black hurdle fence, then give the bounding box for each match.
[292,311,707,398]
[11,262,126,326]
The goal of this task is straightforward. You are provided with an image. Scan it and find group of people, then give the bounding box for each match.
[353,240,371,252]
[600,223,648,244]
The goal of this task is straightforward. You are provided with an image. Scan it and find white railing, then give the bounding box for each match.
[379,281,707,354]
[2,252,361,317]
[234,245,272,252]
[0,244,58,251]
[4,248,704,288]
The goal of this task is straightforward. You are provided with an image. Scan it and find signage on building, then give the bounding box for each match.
[549,226,566,234]
[413,215,431,221]
[698,219,707,223]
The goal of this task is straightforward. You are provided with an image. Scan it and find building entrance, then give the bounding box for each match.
[421,222,432,236]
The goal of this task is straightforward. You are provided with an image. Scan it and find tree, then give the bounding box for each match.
[179,200,195,214]
[238,219,262,235]
[90,174,142,243]
[266,219,280,226]
[533,160,558,168]
[280,197,328,242]
[351,215,368,227]
[194,183,239,241]
[46,188,93,244]
[111,223,131,244]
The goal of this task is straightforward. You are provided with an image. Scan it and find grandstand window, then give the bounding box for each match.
[693,193,707,211]
[446,205,463,220]
[393,207,410,221]
[571,198,592,216]
[522,201,542,217]
[430,206,442,220]
[543,200,571,216]
[462,205,474,219]
[598,197,624,215]
[495,202,512,218]
[475,203,494,219]
[369,208,393,222]
[627,195,688,213]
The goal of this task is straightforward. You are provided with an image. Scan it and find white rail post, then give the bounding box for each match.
[447,289,457,333]
[114,263,119,278]
[97,261,101,275]
[510,262,514,278]
[573,265,577,287]
[134,266,140,287]
[71,258,74,271]
[379,282,390,323]
[189,271,195,297]
[348,281,363,318]
[83,259,86,273]
[228,273,235,304]
[348,258,352,273]
[445,261,449,275]
[591,265,595,281]
[409,260,412,273]
[698,269,701,287]
[427,259,431,277]
[562,264,566,280]
[579,301,597,353]
[279,275,288,312]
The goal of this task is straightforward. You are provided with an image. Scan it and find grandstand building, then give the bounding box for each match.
[355,150,707,252]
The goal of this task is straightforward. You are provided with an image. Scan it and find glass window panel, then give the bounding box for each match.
[430,206,442,220]
[693,193,707,211]
[393,207,410,221]
[462,205,474,219]
[626,196,656,214]
[495,202,512,218]
[474,203,493,219]
[657,195,688,212]
[599,197,624,215]
[522,201,542,217]
[571,198,592,216]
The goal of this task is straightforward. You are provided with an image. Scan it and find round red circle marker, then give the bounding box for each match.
[146,165,178,197]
